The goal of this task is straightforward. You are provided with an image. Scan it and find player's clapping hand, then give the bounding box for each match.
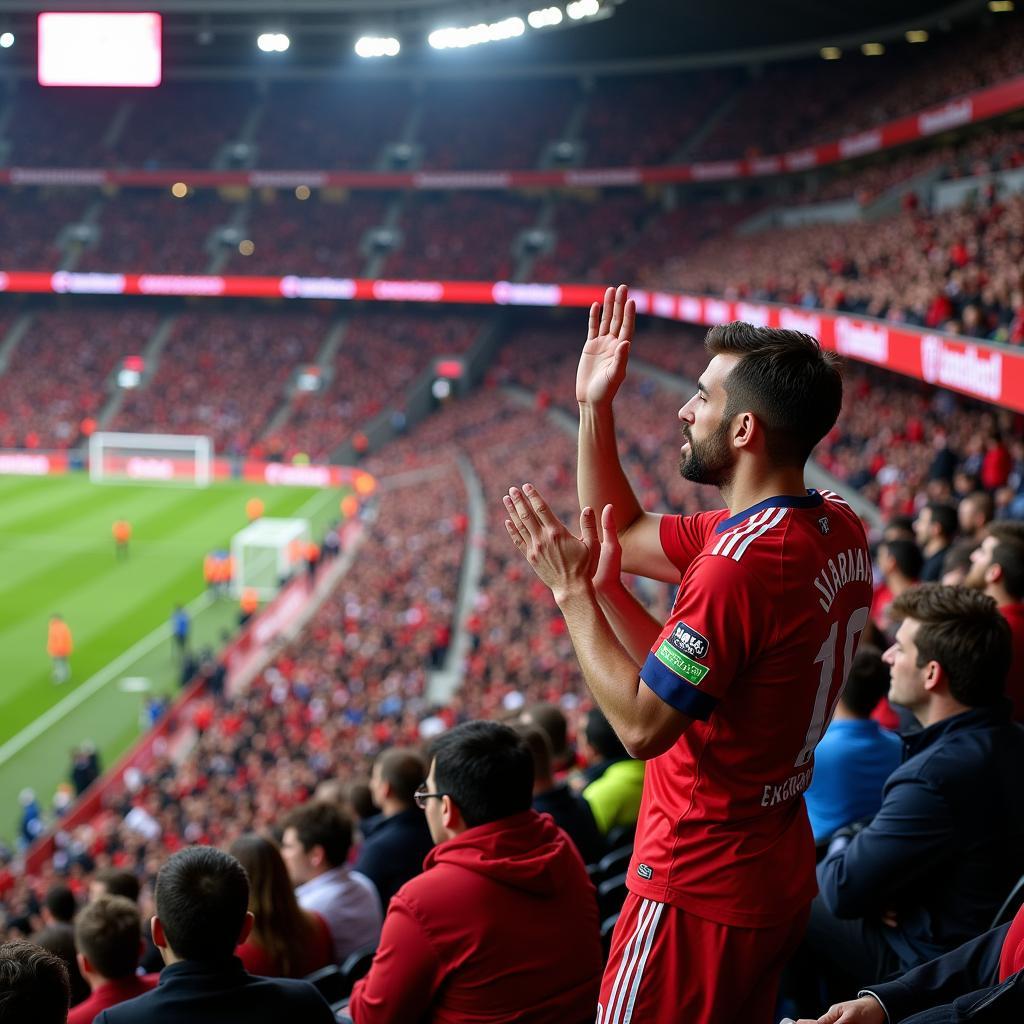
[789,995,886,1024]
[576,284,636,407]
[580,502,623,596]
[503,484,596,601]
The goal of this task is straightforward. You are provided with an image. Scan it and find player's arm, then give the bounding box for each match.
[576,285,678,583]
[504,486,690,760]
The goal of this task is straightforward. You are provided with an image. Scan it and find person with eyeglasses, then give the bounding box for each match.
[347,721,603,1024]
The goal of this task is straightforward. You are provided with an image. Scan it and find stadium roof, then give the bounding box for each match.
[0,0,998,75]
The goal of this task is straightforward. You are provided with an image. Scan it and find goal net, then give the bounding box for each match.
[89,432,213,487]
[231,517,311,599]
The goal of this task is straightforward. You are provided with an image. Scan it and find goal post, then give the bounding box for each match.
[89,432,213,487]
[231,517,311,600]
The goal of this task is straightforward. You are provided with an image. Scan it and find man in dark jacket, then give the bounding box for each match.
[348,721,603,1024]
[97,846,334,1024]
[355,747,434,908]
[792,585,1024,1012]
[793,900,1024,1023]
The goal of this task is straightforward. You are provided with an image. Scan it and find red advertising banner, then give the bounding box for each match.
[2,75,1023,193]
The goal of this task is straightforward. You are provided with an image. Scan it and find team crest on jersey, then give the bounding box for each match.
[668,622,709,659]
[818,516,831,535]
[636,863,654,880]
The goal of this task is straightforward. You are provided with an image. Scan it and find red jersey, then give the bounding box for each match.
[632,489,872,927]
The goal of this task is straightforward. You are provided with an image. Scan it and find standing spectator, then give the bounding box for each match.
[355,750,433,909]
[112,520,132,561]
[510,292,871,1023]
[170,605,190,662]
[47,614,73,685]
[228,835,333,979]
[18,789,43,848]
[796,586,1024,1011]
[516,723,604,865]
[966,523,1024,720]
[33,925,90,1008]
[913,503,958,583]
[348,722,602,1023]
[42,885,76,927]
[0,939,70,1024]
[280,802,382,964]
[68,896,158,1024]
[579,706,645,838]
[870,539,923,643]
[802,647,902,844]
[94,847,335,1023]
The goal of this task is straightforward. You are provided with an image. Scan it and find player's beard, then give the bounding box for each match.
[679,418,735,488]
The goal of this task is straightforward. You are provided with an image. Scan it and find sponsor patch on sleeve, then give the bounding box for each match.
[654,639,709,686]
[667,621,709,659]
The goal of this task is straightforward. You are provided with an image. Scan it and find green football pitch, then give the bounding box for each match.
[0,473,342,845]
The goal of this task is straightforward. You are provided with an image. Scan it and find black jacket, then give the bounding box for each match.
[533,782,605,866]
[355,808,434,908]
[818,704,1024,969]
[865,915,1024,1022]
[96,958,335,1024]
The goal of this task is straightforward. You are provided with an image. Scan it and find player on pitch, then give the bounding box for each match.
[503,285,872,1023]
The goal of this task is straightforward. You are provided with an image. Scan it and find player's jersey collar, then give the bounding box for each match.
[714,489,823,534]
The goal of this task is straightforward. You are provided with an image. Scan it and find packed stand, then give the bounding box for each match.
[382,193,538,280]
[112,311,328,456]
[265,311,482,462]
[3,86,119,166]
[0,190,87,270]
[0,309,160,449]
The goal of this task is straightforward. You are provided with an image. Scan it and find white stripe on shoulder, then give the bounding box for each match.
[711,507,777,557]
[730,506,790,561]
[820,490,852,508]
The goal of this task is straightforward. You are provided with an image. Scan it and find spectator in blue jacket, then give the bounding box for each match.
[790,584,1024,1014]
[804,646,902,844]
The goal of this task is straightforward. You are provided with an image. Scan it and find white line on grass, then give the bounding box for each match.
[0,591,213,769]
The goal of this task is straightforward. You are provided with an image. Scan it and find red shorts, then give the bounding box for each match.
[598,892,809,1024]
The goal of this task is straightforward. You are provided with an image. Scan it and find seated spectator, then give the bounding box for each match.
[33,925,89,1007]
[68,895,158,1024]
[868,539,923,644]
[792,585,1024,1013]
[348,721,602,1023]
[95,846,334,1023]
[88,870,139,906]
[939,538,977,586]
[355,749,433,909]
[579,707,644,836]
[520,702,575,777]
[43,885,76,927]
[280,802,382,964]
[229,835,334,979]
[803,647,902,844]
[913,503,958,583]
[966,522,1024,720]
[959,490,994,543]
[793,899,1024,1023]
[516,723,604,865]
[0,939,70,1024]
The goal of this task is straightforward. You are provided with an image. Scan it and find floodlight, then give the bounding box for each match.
[905,29,929,42]
[989,1,1014,11]
[355,36,400,58]
[861,42,884,56]
[820,46,841,60]
[528,7,563,28]
[0,32,13,49]
[567,0,600,20]
[428,17,524,49]
[257,32,289,52]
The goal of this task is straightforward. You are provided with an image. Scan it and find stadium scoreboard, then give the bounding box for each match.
[38,12,162,88]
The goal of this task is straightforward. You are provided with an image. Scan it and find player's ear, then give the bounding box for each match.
[732,410,757,450]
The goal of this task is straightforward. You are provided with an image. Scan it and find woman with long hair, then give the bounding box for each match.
[230,833,333,978]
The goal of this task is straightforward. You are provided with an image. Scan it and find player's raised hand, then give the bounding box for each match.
[576,284,635,407]
[580,503,623,595]
[503,484,595,601]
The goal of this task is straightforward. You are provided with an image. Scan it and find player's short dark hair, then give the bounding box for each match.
[704,321,842,467]
[154,847,249,962]
[991,539,1024,601]
[430,721,533,829]
[924,503,958,541]
[74,895,141,981]
[839,646,890,718]
[44,884,76,924]
[282,802,353,867]
[880,538,924,581]
[374,748,427,807]
[890,584,1011,707]
[92,868,140,904]
[521,703,569,759]
[0,940,69,1024]
[513,723,553,784]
